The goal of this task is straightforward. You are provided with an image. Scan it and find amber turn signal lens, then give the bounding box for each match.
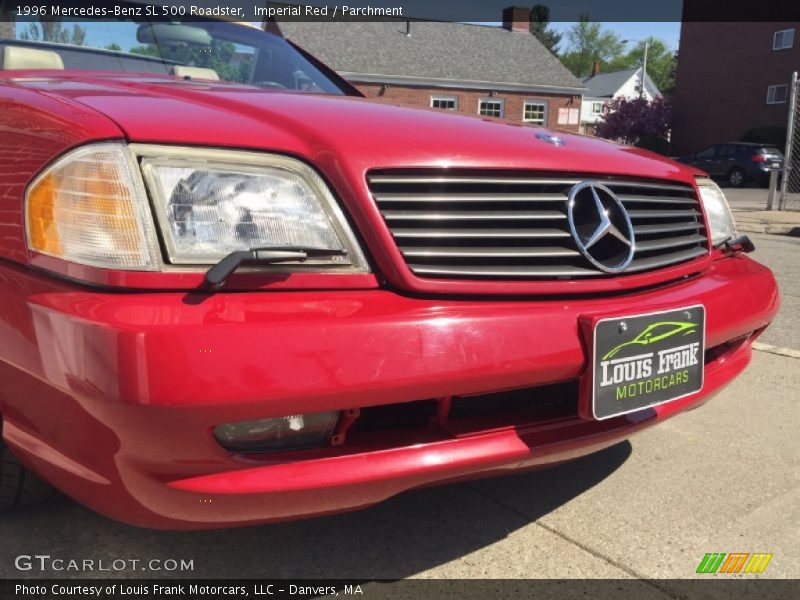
[25,143,159,270]
[26,173,62,256]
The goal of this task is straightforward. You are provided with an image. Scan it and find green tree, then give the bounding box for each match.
[131,41,252,83]
[529,4,562,54]
[19,21,86,46]
[559,16,626,77]
[130,45,163,58]
[624,37,677,96]
[105,43,122,52]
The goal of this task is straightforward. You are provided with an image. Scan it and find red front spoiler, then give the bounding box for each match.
[0,255,779,529]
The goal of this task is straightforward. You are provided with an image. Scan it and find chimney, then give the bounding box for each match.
[591,61,601,76]
[0,20,15,40]
[502,6,531,33]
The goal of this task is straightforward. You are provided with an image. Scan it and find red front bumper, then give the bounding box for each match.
[0,255,779,529]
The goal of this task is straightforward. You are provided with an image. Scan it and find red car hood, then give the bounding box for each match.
[16,73,700,184]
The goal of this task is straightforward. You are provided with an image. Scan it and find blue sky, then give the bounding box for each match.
[550,21,681,52]
[40,20,682,56]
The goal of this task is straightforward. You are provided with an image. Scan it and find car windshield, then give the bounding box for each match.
[1,16,348,95]
[758,147,783,156]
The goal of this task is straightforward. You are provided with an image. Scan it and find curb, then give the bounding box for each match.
[735,222,800,237]
[753,342,800,359]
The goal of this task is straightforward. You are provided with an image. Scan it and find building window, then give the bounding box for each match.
[591,101,604,115]
[773,28,795,50]
[523,101,547,124]
[431,96,458,111]
[766,84,788,104]
[478,99,504,118]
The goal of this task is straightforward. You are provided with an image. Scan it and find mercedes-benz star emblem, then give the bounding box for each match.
[567,181,635,273]
[535,132,565,146]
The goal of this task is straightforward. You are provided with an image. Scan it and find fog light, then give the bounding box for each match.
[213,411,339,453]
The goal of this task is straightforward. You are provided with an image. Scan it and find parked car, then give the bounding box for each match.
[676,142,784,187]
[0,15,779,529]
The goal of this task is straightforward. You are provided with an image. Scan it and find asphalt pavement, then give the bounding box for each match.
[0,233,797,585]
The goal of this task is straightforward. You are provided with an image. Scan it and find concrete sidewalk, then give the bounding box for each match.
[724,188,800,237]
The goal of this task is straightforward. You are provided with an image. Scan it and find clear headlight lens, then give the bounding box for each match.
[696,178,737,246]
[138,146,367,270]
[26,143,159,270]
[25,143,369,276]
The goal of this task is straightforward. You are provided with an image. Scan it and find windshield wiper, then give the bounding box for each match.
[205,247,347,290]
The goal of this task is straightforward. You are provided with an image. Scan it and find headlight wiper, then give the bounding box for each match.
[205,247,347,290]
[722,235,755,253]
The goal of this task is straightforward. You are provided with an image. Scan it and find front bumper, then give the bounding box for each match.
[0,255,779,529]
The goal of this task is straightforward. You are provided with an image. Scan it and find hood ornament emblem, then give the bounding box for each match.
[567,181,636,273]
[535,132,565,146]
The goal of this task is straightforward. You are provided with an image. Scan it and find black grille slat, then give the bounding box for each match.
[635,234,707,252]
[382,210,567,221]
[369,173,709,280]
[374,193,568,203]
[627,209,702,219]
[409,264,597,277]
[400,246,581,258]
[368,176,582,186]
[627,247,708,272]
[618,195,699,205]
[595,180,696,192]
[391,228,572,239]
[634,222,704,235]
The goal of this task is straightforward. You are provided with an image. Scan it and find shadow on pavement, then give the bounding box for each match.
[0,441,632,579]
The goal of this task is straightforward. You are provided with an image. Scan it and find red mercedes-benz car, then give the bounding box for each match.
[0,16,779,529]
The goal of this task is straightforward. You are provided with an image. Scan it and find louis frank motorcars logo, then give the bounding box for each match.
[603,321,698,360]
[599,321,700,401]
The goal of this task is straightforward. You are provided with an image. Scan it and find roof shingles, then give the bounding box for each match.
[278,20,584,94]
[582,67,661,99]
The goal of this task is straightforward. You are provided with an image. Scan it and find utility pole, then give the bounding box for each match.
[623,38,650,98]
[641,40,649,99]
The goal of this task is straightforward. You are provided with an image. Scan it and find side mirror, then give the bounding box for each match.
[136,24,212,47]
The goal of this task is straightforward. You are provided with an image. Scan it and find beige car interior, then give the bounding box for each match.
[0,46,65,70]
[170,66,220,80]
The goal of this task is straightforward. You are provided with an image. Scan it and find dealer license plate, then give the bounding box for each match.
[591,305,705,420]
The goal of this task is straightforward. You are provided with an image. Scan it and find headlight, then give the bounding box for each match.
[25,143,368,274]
[26,143,160,270]
[137,145,367,270]
[696,178,737,247]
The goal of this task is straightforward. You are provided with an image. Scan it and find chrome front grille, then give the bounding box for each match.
[368,173,708,279]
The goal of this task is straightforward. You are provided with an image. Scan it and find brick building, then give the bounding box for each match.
[277,7,585,131]
[672,22,800,155]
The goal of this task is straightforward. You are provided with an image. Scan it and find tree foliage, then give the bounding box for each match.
[558,19,677,95]
[130,40,252,83]
[622,37,677,95]
[594,96,672,144]
[19,21,86,46]
[559,16,625,79]
[529,4,562,54]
